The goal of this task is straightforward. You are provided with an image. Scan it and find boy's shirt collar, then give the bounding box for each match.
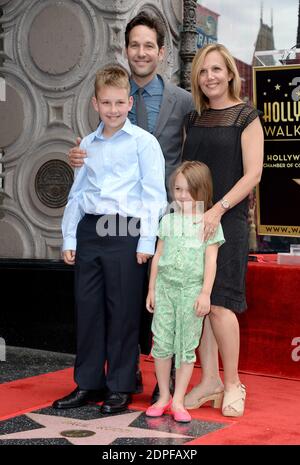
[92,118,134,141]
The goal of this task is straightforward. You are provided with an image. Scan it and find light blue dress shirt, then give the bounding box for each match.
[62,118,167,255]
[129,75,164,134]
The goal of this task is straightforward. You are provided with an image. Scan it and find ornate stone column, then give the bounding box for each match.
[0,6,4,67]
[180,0,197,91]
[297,0,300,48]
[0,7,5,214]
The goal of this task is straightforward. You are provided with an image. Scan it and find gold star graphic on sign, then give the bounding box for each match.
[275,84,281,90]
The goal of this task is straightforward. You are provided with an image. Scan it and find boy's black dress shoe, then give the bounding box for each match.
[100,392,131,414]
[52,387,105,409]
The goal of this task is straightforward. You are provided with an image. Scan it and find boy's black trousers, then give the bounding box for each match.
[73,214,147,392]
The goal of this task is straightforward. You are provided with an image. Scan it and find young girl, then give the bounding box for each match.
[145,161,225,423]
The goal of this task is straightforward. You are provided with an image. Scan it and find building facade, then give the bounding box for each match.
[0,0,187,259]
[1,0,300,259]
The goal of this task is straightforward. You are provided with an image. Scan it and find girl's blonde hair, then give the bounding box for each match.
[191,43,241,113]
[170,161,213,212]
[94,64,130,97]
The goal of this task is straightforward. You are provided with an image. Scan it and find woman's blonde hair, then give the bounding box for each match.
[169,161,213,212]
[191,43,241,113]
[94,64,130,97]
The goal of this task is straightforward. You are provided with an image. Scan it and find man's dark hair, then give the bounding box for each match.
[125,12,165,49]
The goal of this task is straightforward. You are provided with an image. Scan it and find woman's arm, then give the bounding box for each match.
[216,117,264,212]
[204,117,264,239]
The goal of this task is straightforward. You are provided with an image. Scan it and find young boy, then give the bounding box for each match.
[53,65,167,414]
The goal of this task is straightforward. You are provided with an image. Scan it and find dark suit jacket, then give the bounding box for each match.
[153,77,194,192]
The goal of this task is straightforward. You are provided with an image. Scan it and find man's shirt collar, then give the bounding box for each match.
[130,74,163,96]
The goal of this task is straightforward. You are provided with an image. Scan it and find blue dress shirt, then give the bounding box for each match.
[62,118,167,255]
[129,75,164,134]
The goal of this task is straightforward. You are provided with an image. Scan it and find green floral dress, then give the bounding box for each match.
[151,212,225,368]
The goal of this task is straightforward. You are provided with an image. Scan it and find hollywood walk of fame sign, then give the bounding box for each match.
[253,65,300,237]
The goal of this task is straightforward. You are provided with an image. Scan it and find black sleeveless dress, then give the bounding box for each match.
[182,103,259,313]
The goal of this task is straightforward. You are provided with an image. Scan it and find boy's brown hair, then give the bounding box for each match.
[170,161,213,212]
[94,64,131,97]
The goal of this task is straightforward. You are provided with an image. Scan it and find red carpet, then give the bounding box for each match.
[1,356,299,445]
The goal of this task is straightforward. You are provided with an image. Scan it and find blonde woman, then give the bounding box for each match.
[182,44,264,417]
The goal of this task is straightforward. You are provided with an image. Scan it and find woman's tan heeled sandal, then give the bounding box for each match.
[184,390,224,410]
[222,384,246,417]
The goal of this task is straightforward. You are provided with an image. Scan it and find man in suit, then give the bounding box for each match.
[69,12,193,194]
[125,13,194,197]
[63,12,194,411]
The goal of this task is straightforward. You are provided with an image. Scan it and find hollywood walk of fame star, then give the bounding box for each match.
[0,411,192,445]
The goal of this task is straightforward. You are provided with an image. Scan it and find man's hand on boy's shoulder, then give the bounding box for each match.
[136,253,152,264]
[68,137,86,168]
